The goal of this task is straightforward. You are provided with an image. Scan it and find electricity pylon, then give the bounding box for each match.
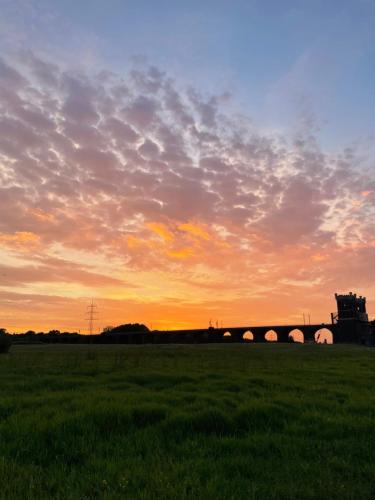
[86,300,98,335]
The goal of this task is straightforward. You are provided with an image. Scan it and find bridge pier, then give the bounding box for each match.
[277,331,290,343]
[253,331,266,343]
[303,329,316,343]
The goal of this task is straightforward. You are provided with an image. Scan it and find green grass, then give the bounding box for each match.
[1,343,375,499]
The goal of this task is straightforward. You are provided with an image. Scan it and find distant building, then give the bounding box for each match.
[334,292,368,322]
[332,292,372,344]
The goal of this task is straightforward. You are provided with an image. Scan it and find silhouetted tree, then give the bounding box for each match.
[0,329,11,353]
[102,326,114,333]
[102,323,149,334]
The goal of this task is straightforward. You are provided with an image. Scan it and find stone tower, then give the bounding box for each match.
[335,292,368,322]
[333,292,371,344]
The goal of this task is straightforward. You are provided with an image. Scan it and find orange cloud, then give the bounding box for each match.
[167,247,194,259]
[178,222,210,240]
[146,222,174,242]
[0,232,41,251]
[312,253,328,262]
[126,235,145,249]
[29,208,55,222]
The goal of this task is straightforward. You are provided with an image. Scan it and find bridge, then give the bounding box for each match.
[151,323,336,344]
[103,320,373,345]
[100,292,374,345]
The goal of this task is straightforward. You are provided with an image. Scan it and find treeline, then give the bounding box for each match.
[0,324,151,344]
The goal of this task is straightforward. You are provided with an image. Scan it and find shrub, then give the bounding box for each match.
[0,334,11,354]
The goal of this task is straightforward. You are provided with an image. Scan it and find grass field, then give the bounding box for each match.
[1,343,375,499]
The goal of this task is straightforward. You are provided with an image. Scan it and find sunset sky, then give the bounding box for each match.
[1,0,375,332]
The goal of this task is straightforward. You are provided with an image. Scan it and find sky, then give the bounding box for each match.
[0,0,375,332]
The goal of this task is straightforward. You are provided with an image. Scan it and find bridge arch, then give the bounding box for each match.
[223,331,232,337]
[289,328,304,343]
[315,328,333,344]
[242,330,254,341]
[265,329,277,342]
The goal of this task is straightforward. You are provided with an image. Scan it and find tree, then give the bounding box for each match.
[0,329,11,353]
[102,323,149,334]
[102,326,114,334]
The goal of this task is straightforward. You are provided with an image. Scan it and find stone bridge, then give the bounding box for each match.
[101,320,373,345]
[100,292,374,345]
[150,324,338,344]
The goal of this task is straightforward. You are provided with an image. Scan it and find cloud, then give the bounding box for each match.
[0,50,374,330]
[146,222,174,242]
[0,257,127,288]
[178,222,210,240]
